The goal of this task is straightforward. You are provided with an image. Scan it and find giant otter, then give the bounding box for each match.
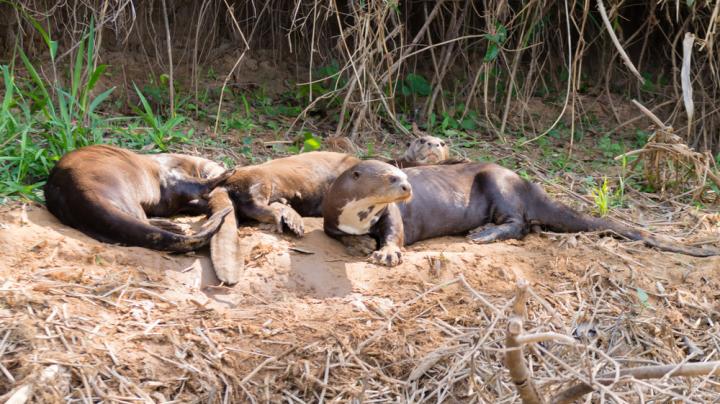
[385,134,470,168]
[322,160,720,266]
[45,144,234,253]
[208,146,471,284]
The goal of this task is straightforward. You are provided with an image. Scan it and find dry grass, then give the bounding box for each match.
[3,245,720,403]
[5,0,720,155]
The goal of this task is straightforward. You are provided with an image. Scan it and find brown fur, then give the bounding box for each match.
[324,161,720,266]
[219,151,362,235]
[206,151,361,284]
[403,135,450,163]
[45,145,233,252]
[386,132,469,168]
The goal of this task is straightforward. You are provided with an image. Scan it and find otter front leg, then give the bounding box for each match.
[241,201,305,237]
[367,204,405,267]
[466,221,527,244]
[437,156,471,165]
[340,235,377,257]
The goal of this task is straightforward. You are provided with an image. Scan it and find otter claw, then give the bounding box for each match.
[269,202,305,237]
[368,245,403,267]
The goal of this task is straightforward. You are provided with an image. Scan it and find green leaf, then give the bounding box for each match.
[460,119,476,130]
[441,115,450,131]
[18,49,49,100]
[302,132,314,140]
[160,74,169,84]
[402,85,411,96]
[243,136,253,146]
[304,137,321,152]
[687,0,695,6]
[87,65,109,92]
[87,87,115,115]
[87,17,95,68]
[72,31,85,100]
[283,146,301,154]
[496,23,507,44]
[50,40,59,59]
[484,44,499,63]
[637,288,648,303]
[419,84,432,96]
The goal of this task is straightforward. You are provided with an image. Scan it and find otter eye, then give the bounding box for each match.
[420,139,426,144]
[390,176,397,183]
[441,142,445,147]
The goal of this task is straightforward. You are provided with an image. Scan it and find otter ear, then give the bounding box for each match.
[406,141,412,147]
[353,171,361,181]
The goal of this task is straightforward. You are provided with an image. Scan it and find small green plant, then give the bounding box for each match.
[483,23,507,63]
[129,83,188,151]
[0,9,121,200]
[282,132,322,154]
[590,177,618,217]
[358,139,378,160]
[597,133,625,162]
[423,104,480,136]
[635,288,655,316]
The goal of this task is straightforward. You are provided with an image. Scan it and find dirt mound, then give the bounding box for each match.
[1,201,720,402]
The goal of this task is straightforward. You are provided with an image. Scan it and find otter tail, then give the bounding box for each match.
[73,203,233,253]
[529,184,720,257]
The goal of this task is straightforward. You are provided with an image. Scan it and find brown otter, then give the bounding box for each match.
[217,151,362,237]
[322,160,720,266]
[207,151,360,284]
[385,134,470,168]
[208,149,469,284]
[45,144,234,253]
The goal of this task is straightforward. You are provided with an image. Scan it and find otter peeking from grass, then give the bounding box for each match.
[322,160,720,266]
[385,123,470,168]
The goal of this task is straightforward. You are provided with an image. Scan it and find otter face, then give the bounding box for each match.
[405,136,449,164]
[336,161,412,235]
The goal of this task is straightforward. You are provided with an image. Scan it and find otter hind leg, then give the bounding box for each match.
[467,222,527,244]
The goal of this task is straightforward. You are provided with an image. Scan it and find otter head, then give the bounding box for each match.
[404,136,449,164]
[332,161,412,235]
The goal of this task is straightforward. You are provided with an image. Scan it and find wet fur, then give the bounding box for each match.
[45,144,233,252]
[324,161,720,264]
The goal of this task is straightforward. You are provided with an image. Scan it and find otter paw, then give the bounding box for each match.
[440,156,472,165]
[368,245,404,267]
[269,202,305,237]
[341,235,377,257]
[281,207,305,237]
[467,223,496,236]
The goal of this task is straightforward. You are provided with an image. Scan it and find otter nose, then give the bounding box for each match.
[401,181,411,193]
